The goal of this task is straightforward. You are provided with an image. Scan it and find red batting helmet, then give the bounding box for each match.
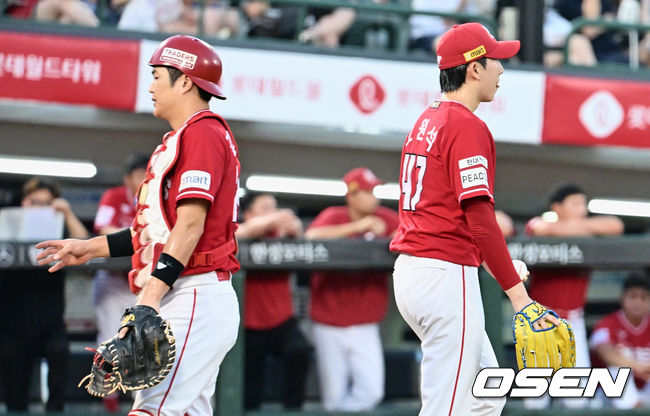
[149,35,226,100]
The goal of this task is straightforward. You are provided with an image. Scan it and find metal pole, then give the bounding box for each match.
[516,0,544,63]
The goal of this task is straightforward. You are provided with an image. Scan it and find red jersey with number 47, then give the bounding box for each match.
[390,101,496,266]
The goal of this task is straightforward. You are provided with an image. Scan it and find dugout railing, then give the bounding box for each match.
[564,17,650,70]
[1,237,650,415]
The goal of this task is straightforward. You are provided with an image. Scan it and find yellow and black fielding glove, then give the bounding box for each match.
[512,302,576,371]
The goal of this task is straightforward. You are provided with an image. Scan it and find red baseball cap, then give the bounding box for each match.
[343,167,383,193]
[436,23,520,70]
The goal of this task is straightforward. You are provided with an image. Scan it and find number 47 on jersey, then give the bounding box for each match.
[401,154,427,211]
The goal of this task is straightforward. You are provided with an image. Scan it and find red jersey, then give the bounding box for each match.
[591,310,650,389]
[162,112,240,276]
[525,217,590,317]
[390,100,495,266]
[309,205,399,326]
[244,271,294,330]
[93,185,136,233]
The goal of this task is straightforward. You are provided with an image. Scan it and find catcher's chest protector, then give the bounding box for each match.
[128,111,234,294]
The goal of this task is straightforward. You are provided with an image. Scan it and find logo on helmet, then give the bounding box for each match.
[160,47,198,70]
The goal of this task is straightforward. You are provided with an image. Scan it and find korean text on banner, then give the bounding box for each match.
[0,31,139,111]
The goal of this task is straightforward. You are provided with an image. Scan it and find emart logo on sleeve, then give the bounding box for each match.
[179,170,211,191]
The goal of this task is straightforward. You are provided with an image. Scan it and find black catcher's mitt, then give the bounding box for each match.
[79,305,176,397]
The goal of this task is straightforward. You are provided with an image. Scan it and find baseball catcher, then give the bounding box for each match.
[513,302,576,370]
[79,305,176,397]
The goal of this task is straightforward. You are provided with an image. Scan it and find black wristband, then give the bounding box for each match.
[106,228,134,258]
[151,253,184,288]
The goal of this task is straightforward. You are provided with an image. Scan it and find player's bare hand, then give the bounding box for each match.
[632,363,650,381]
[533,311,560,331]
[50,198,71,215]
[35,238,94,272]
[356,216,387,236]
[276,210,303,237]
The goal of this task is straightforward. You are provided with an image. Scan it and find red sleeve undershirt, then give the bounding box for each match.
[462,197,521,291]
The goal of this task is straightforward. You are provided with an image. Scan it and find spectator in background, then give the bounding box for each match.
[91,154,147,413]
[409,0,495,55]
[236,193,312,411]
[590,273,650,409]
[555,0,629,64]
[2,0,40,18]
[543,0,597,66]
[119,0,240,37]
[298,5,356,47]
[0,178,89,412]
[524,183,624,409]
[495,209,515,237]
[34,0,100,26]
[305,167,399,412]
[241,0,301,40]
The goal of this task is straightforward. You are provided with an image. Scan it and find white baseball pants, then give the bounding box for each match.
[93,270,137,344]
[393,254,506,416]
[312,322,385,411]
[129,272,239,416]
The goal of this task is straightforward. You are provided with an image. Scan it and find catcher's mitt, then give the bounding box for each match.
[512,302,576,371]
[79,305,176,397]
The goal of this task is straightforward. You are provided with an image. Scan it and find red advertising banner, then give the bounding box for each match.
[0,31,139,111]
[543,74,650,148]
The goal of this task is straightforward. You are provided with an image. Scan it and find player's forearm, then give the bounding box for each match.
[89,235,112,258]
[65,211,90,239]
[163,217,205,265]
[533,217,624,237]
[587,216,624,235]
[462,198,521,291]
[304,223,359,239]
[505,283,533,312]
[235,212,279,239]
[595,343,637,368]
[137,278,171,312]
[137,219,203,309]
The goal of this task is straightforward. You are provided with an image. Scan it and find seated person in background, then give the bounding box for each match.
[242,0,300,40]
[119,0,240,37]
[0,177,89,412]
[543,0,596,66]
[298,5,356,47]
[409,0,494,54]
[305,167,399,412]
[554,0,629,64]
[590,273,650,409]
[524,183,624,409]
[495,209,515,237]
[34,0,100,26]
[235,192,312,411]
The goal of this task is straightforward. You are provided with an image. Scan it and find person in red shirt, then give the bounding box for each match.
[305,167,398,412]
[235,192,312,410]
[389,23,557,416]
[92,153,148,412]
[590,274,650,408]
[35,35,241,415]
[524,183,623,409]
